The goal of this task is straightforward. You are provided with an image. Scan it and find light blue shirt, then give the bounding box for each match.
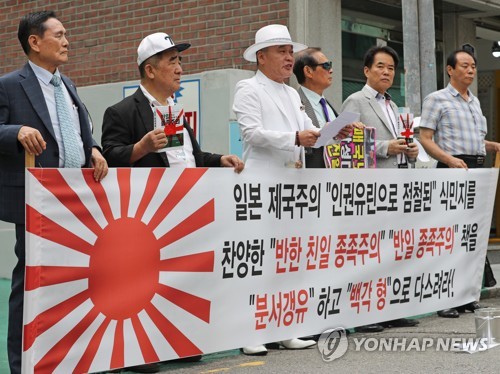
[301,86,336,128]
[420,83,486,156]
[29,61,85,167]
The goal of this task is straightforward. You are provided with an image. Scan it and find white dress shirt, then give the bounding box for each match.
[140,85,196,167]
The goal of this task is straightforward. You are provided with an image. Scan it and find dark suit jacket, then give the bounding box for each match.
[297,87,338,168]
[101,88,222,168]
[0,62,97,224]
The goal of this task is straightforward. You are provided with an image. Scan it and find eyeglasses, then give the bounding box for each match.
[310,61,333,71]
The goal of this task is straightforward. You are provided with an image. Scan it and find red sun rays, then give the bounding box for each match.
[24,168,214,372]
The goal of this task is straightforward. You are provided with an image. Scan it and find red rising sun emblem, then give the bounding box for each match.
[24,168,214,372]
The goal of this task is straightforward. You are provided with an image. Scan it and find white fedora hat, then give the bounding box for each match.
[243,24,307,62]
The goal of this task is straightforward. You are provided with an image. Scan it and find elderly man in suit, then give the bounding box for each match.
[0,11,107,374]
[102,32,243,172]
[232,24,318,356]
[341,45,418,169]
[340,45,419,333]
[293,47,358,168]
[101,32,243,372]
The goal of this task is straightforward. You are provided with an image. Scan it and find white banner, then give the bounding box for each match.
[23,167,498,373]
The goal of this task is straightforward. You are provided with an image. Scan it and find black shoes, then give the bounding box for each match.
[354,323,384,333]
[456,301,483,313]
[437,308,459,318]
[355,318,419,333]
[438,302,484,318]
[380,318,419,328]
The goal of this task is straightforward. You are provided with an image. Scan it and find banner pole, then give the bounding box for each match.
[25,151,34,168]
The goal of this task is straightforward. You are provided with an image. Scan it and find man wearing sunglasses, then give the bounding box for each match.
[293,48,354,168]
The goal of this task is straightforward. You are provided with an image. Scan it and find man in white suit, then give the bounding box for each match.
[341,45,418,169]
[232,24,318,356]
[233,24,320,169]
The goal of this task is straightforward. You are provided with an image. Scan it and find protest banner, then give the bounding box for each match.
[22,167,498,372]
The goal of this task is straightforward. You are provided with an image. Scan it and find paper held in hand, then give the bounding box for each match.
[154,105,185,152]
[313,111,360,148]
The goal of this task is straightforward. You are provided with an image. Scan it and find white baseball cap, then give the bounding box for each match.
[137,32,191,66]
[243,24,307,62]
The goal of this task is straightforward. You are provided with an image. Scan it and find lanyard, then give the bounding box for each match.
[382,98,399,138]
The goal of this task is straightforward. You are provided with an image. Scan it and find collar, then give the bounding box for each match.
[301,85,323,105]
[364,84,391,101]
[376,91,392,101]
[446,83,474,101]
[140,84,174,107]
[256,69,287,89]
[29,60,60,86]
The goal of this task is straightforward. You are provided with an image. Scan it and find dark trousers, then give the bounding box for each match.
[305,147,326,168]
[436,154,495,294]
[8,224,25,374]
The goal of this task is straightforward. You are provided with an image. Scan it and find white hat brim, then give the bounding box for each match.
[243,41,308,62]
[137,42,191,66]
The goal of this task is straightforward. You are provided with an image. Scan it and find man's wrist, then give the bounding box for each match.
[295,131,300,146]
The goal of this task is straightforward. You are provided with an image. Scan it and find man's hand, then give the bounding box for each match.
[404,141,419,159]
[140,128,168,153]
[220,155,245,173]
[90,148,108,182]
[131,128,168,163]
[17,126,46,156]
[387,138,408,156]
[335,122,365,140]
[298,129,320,147]
[446,156,468,169]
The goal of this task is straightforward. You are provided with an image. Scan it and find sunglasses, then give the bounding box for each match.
[311,61,333,70]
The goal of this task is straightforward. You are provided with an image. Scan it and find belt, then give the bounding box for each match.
[436,154,485,168]
[454,154,485,166]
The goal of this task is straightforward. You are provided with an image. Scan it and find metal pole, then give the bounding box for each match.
[402,0,421,115]
[418,0,437,107]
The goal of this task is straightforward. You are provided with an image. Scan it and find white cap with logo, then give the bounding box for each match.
[137,32,191,66]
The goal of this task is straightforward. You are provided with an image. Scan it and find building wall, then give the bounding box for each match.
[0,0,288,87]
